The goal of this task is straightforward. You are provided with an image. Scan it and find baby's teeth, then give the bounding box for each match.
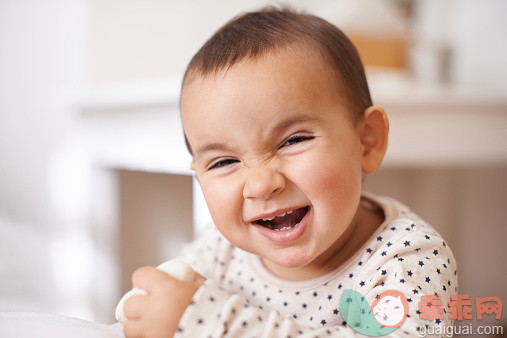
[273,226,292,232]
[263,210,295,221]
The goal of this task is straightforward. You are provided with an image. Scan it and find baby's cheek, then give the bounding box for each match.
[201,179,238,224]
[297,152,361,202]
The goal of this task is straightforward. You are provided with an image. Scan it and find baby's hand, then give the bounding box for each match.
[115,259,199,324]
[121,261,205,338]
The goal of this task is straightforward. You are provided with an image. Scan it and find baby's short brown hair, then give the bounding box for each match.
[181,7,373,153]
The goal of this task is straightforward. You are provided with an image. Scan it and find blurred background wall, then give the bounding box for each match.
[1,0,506,335]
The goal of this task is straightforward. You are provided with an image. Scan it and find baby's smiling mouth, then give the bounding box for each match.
[254,206,309,231]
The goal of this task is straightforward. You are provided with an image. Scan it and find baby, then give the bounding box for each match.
[121,7,457,337]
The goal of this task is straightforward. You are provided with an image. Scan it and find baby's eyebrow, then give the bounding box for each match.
[193,142,233,160]
[270,114,323,135]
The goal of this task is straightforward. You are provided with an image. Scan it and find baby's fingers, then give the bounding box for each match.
[132,266,171,292]
[193,271,206,285]
[124,295,149,320]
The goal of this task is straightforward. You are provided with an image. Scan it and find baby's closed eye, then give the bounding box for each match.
[281,134,315,147]
[208,158,239,170]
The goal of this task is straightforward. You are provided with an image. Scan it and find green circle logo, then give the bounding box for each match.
[340,289,408,336]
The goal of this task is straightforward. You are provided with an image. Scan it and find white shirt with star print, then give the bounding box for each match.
[175,193,458,337]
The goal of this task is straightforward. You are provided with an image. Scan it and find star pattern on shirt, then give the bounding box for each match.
[177,199,456,337]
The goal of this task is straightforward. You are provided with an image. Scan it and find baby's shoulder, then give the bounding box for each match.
[181,225,236,279]
[361,193,453,261]
[366,192,442,238]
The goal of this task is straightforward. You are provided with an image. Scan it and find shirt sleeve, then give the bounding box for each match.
[354,230,458,337]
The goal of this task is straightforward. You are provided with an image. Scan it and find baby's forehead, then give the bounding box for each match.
[182,54,348,125]
[179,46,360,152]
[182,46,342,99]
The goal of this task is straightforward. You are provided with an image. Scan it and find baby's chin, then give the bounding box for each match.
[260,251,324,279]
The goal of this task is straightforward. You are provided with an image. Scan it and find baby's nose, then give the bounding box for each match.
[243,166,286,200]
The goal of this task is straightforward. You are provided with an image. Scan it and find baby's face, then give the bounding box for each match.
[181,49,365,277]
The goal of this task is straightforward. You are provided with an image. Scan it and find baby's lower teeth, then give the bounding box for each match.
[274,226,292,231]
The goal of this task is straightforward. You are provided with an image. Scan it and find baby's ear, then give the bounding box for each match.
[360,106,389,173]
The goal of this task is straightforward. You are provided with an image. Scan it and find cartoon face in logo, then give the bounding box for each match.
[371,290,409,328]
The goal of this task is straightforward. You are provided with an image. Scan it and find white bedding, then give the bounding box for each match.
[0,312,124,338]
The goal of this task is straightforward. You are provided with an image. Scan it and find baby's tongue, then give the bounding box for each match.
[271,213,297,230]
[270,207,306,230]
